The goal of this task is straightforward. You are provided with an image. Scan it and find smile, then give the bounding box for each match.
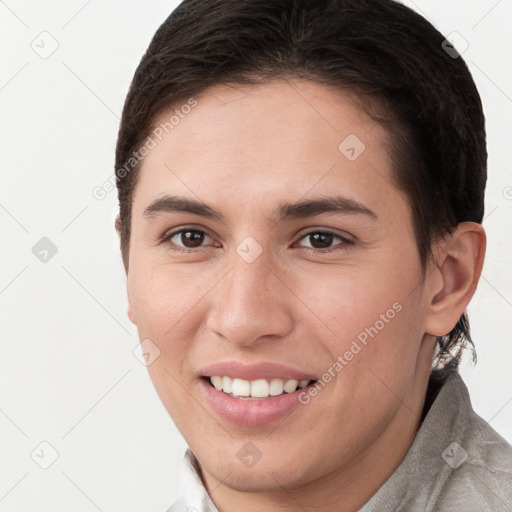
[208,376,313,399]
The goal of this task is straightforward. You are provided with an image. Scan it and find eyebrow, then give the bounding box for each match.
[143,194,378,222]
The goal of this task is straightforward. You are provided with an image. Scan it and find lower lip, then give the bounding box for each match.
[199,378,314,426]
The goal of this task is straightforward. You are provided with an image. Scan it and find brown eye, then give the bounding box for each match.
[307,232,335,249]
[176,229,207,248]
[161,228,215,252]
[297,230,353,253]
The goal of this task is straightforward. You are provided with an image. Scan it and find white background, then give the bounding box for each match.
[1,1,511,510]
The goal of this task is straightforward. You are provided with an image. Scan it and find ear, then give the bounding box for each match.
[115,214,122,238]
[115,214,130,274]
[115,214,135,323]
[424,222,486,337]
[127,300,136,325]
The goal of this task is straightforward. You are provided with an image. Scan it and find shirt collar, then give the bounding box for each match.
[177,449,219,512]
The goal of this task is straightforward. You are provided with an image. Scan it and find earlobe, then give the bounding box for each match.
[115,215,130,273]
[425,222,486,336]
[115,215,122,238]
[126,281,137,325]
[127,301,136,325]
[118,214,134,322]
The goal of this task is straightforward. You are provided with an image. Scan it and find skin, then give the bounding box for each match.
[117,79,486,511]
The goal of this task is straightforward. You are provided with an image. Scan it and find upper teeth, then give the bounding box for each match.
[209,376,310,398]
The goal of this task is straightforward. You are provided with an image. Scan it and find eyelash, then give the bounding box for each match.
[158,227,354,254]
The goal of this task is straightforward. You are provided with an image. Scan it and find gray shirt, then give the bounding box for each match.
[167,367,512,511]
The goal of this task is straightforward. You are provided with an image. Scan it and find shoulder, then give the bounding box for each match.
[435,402,512,511]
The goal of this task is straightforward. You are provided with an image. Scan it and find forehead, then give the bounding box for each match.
[132,79,404,223]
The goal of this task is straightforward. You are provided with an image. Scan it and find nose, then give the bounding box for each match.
[205,246,294,347]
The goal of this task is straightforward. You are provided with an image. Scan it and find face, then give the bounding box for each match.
[124,79,437,493]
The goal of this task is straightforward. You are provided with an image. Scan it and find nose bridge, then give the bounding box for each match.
[207,242,293,346]
[230,246,273,306]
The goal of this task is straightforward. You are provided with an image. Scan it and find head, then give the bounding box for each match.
[114,0,486,499]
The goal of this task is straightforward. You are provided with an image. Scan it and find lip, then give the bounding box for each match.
[199,377,316,426]
[198,361,317,381]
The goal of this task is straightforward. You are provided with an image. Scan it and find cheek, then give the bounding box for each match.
[127,260,213,339]
[296,260,425,380]
[293,264,407,338]
[127,264,207,424]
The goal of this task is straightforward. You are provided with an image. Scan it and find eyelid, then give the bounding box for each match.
[296,227,355,243]
[295,229,355,253]
[158,225,215,246]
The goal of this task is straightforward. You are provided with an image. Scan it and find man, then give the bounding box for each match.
[114,0,512,510]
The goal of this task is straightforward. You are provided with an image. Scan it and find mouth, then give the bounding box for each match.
[197,362,320,425]
[204,375,316,400]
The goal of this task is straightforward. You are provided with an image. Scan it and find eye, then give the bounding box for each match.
[297,230,354,253]
[160,227,216,252]
[159,227,354,254]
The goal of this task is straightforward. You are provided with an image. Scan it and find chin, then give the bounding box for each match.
[199,449,314,492]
